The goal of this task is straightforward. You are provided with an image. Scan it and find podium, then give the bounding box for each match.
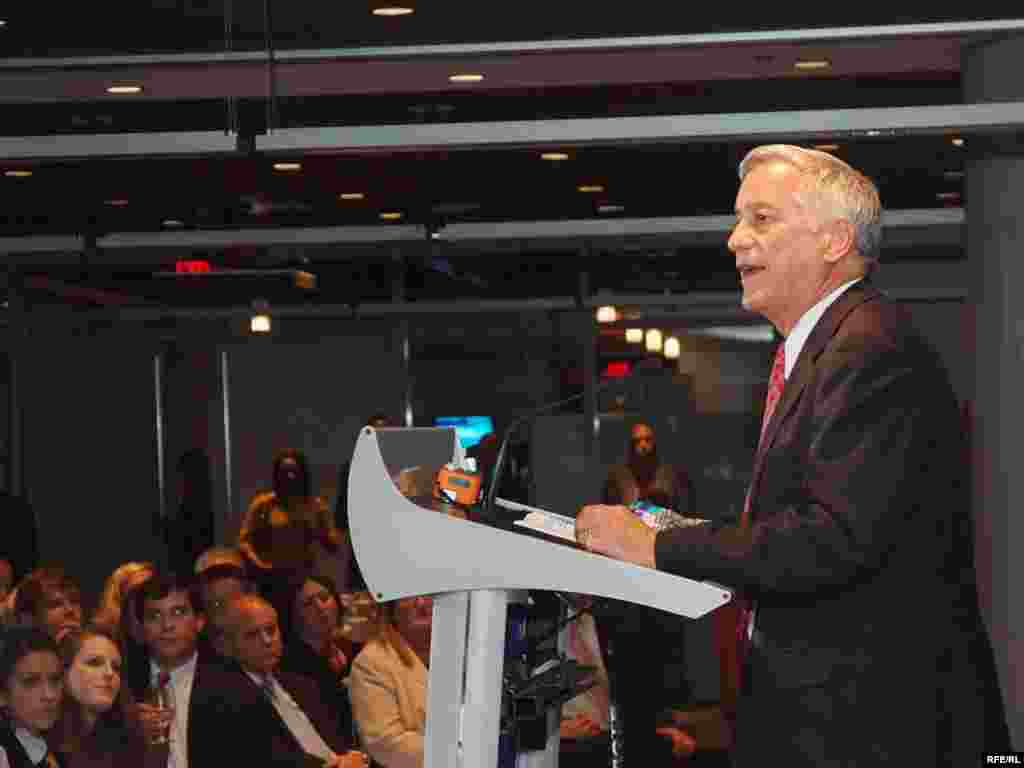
[349,427,731,768]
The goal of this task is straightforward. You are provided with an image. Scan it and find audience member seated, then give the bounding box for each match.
[194,548,254,660]
[0,625,62,768]
[14,569,83,644]
[189,594,366,768]
[239,449,340,631]
[52,627,148,768]
[128,572,207,768]
[281,575,353,740]
[91,563,155,641]
[349,596,432,768]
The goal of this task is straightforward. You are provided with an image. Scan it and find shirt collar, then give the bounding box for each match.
[783,278,862,380]
[150,651,199,682]
[14,726,48,764]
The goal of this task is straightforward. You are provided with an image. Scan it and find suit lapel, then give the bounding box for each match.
[746,282,882,517]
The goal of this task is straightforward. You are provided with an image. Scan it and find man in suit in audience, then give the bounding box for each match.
[577,144,1009,766]
[189,593,367,768]
[130,572,209,768]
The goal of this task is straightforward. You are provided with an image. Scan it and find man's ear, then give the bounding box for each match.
[822,219,856,264]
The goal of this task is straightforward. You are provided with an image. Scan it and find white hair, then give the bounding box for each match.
[738,145,883,263]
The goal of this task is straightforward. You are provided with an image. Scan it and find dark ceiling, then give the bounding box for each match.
[0,9,1018,313]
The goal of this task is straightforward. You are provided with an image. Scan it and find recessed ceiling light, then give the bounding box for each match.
[794,59,831,71]
[595,306,618,323]
[162,219,185,228]
[449,73,484,83]
[372,6,414,15]
[951,137,965,147]
[936,191,961,201]
[380,211,403,221]
[105,199,129,207]
[813,144,839,152]
[578,185,604,193]
[865,130,882,137]
[273,162,302,172]
[0,20,7,27]
[541,152,570,161]
[106,85,143,94]
[338,192,365,201]
[4,169,32,178]
[597,204,625,214]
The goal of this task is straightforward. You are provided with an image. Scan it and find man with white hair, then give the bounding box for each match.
[577,145,1008,765]
[189,593,367,768]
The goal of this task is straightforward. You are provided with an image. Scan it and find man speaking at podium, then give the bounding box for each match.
[577,145,1008,766]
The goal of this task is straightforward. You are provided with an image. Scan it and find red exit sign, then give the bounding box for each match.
[175,259,212,274]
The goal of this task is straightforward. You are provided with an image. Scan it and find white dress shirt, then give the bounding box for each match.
[783,278,863,379]
[151,652,199,768]
[245,670,336,761]
[13,727,47,765]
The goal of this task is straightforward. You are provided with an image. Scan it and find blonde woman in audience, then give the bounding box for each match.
[349,596,432,768]
[92,563,154,641]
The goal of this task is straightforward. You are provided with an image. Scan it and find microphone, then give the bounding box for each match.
[482,366,647,516]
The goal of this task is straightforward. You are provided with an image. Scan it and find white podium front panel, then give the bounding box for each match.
[349,427,731,619]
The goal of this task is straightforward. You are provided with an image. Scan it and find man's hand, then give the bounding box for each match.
[575,504,657,568]
[324,751,369,768]
[655,726,697,758]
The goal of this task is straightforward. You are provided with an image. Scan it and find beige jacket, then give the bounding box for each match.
[350,633,427,768]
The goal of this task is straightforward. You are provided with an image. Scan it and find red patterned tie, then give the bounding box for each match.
[720,342,786,718]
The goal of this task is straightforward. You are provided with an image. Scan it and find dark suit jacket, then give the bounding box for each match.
[188,657,352,768]
[655,283,1009,766]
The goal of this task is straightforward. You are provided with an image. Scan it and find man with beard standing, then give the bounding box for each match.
[595,421,697,765]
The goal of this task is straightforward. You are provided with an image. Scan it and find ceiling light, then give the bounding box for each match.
[645,328,663,353]
[106,85,143,94]
[936,191,961,202]
[162,219,185,228]
[664,336,681,360]
[625,328,644,344]
[577,184,604,193]
[105,199,129,207]
[380,211,403,221]
[595,306,618,323]
[372,6,414,15]
[251,299,271,334]
[0,20,7,27]
[541,152,570,161]
[597,204,624,214]
[690,325,776,343]
[339,192,365,201]
[449,73,484,83]
[813,144,839,152]
[4,169,32,178]
[794,59,830,71]
[273,162,302,172]
[951,137,965,147]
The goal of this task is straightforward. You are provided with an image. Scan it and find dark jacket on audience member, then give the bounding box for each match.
[189,657,352,768]
[279,637,354,743]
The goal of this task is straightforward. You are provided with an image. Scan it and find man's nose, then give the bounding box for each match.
[727,222,749,253]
